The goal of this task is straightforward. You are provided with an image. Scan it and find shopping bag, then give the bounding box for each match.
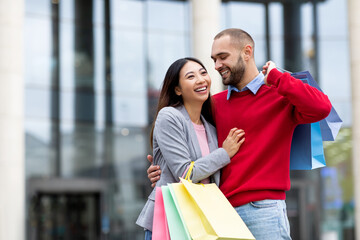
[162,185,191,240]
[289,71,342,170]
[152,187,170,240]
[291,71,343,141]
[290,121,326,170]
[169,166,255,240]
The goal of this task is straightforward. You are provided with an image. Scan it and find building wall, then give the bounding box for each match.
[0,0,25,239]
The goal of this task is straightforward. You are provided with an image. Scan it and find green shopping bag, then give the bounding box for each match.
[161,185,191,240]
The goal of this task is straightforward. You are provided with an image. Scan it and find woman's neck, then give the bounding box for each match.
[183,102,203,125]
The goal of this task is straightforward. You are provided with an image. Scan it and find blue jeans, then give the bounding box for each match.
[235,200,291,240]
[144,230,152,240]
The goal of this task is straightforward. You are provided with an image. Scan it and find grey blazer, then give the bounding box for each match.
[136,105,230,231]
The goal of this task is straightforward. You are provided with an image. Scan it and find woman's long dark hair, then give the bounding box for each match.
[150,57,214,148]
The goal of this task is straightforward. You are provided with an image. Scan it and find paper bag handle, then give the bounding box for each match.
[184,161,195,181]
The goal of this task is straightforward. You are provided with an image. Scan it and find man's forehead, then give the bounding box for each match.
[212,36,235,55]
[213,35,232,45]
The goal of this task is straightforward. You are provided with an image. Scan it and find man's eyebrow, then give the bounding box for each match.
[211,52,228,59]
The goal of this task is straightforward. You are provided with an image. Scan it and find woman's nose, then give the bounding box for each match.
[196,75,206,83]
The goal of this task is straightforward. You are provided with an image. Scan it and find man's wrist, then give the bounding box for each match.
[266,68,282,86]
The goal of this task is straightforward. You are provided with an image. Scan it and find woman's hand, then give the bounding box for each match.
[222,128,245,158]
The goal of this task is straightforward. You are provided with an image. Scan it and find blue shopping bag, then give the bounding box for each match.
[291,71,343,141]
[289,71,342,170]
[290,122,325,170]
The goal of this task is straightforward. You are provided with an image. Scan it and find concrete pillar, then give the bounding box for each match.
[190,0,223,94]
[283,1,303,72]
[348,0,360,239]
[0,0,25,239]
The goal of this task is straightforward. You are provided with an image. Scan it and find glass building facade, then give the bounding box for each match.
[24,0,353,239]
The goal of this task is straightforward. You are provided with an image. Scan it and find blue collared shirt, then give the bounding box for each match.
[226,72,265,100]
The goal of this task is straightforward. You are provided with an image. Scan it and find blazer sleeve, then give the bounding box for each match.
[154,108,230,183]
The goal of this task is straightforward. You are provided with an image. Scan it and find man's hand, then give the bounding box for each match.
[262,61,276,85]
[146,155,161,188]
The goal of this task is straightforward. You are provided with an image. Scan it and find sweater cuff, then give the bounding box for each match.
[266,68,283,87]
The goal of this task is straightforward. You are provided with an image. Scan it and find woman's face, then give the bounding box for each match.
[175,61,211,105]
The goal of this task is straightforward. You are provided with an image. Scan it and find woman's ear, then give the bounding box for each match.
[175,86,182,96]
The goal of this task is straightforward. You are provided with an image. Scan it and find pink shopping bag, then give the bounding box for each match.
[152,187,170,240]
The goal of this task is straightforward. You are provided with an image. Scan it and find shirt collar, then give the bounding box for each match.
[226,72,265,100]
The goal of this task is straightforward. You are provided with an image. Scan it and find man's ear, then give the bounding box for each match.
[175,86,182,96]
[243,44,253,61]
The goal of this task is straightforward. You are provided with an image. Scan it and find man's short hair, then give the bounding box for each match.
[214,28,255,53]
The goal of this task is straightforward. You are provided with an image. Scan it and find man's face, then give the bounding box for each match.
[211,35,246,86]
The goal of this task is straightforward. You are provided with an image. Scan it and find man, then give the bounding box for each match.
[147,28,331,239]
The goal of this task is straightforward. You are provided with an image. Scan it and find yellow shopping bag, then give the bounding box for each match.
[170,162,255,240]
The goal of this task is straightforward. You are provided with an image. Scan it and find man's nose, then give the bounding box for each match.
[214,60,222,71]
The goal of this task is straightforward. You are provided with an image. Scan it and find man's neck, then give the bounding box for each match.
[235,64,259,90]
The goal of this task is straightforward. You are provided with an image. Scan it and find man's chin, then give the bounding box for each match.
[222,78,231,86]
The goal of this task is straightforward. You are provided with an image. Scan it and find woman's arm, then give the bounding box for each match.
[154,108,244,183]
[146,128,244,186]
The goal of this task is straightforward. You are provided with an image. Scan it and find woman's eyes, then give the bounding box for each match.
[186,71,207,79]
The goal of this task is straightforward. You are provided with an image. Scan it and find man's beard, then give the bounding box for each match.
[222,56,246,87]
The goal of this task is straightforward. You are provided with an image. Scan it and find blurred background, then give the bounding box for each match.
[0,0,357,239]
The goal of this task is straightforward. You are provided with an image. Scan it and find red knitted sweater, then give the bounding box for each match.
[212,69,332,207]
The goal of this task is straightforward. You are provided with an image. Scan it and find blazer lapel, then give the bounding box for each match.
[178,106,203,160]
[178,105,221,185]
[201,115,222,186]
[201,115,218,152]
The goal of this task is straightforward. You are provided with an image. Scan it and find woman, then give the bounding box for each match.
[136,57,245,239]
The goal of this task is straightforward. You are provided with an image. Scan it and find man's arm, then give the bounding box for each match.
[147,155,161,188]
[263,61,332,124]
